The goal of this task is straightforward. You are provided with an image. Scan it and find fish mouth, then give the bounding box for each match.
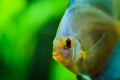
[52,52,80,74]
[52,52,72,66]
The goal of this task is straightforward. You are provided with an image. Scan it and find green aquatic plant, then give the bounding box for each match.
[0,0,71,80]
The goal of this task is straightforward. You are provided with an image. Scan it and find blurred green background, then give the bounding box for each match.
[0,0,77,80]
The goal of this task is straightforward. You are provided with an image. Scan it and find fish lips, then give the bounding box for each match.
[52,49,73,66]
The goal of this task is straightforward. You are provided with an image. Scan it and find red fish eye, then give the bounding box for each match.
[65,38,73,49]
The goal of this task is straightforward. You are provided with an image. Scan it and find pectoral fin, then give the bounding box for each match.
[81,50,88,61]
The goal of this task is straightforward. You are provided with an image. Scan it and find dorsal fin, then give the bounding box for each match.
[69,0,75,7]
[113,0,120,20]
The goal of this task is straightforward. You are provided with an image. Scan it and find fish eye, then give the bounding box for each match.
[65,38,73,49]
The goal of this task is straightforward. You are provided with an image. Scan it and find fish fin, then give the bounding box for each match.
[81,50,87,61]
[74,50,87,63]
[69,0,75,6]
[94,40,120,80]
[113,0,120,20]
[116,22,120,38]
[77,73,92,80]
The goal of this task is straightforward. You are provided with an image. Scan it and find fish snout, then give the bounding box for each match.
[52,51,72,66]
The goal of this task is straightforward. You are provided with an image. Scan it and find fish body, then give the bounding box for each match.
[52,0,120,79]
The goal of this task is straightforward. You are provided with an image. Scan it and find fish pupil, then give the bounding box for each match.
[66,38,71,48]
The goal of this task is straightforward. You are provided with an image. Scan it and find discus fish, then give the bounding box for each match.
[52,0,120,79]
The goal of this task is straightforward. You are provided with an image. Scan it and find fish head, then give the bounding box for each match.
[52,37,74,65]
[52,36,83,74]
